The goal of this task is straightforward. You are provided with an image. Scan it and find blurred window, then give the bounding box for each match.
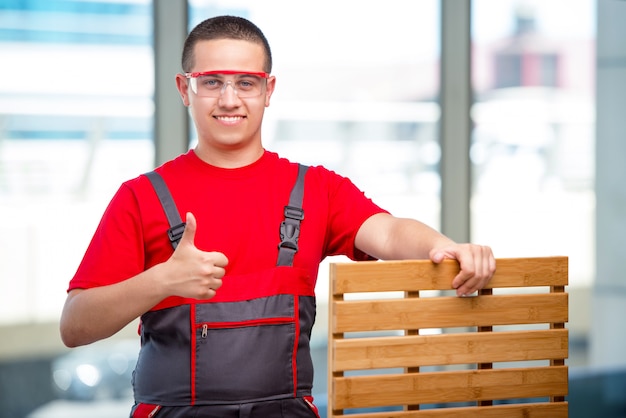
[0,0,154,324]
[471,0,596,287]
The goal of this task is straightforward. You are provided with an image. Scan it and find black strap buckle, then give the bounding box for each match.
[284,205,304,221]
[279,205,304,251]
[167,222,186,245]
[279,220,300,251]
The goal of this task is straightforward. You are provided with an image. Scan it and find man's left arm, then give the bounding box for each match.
[354,213,496,296]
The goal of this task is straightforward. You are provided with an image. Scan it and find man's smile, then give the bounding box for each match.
[215,115,245,123]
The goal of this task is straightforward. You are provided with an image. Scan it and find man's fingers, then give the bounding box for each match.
[451,245,496,296]
[213,252,229,269]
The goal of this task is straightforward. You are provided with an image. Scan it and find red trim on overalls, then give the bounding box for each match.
[190,303,197,405]
[292,296,300,397]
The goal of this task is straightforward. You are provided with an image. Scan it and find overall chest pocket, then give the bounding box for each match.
[193,294,298,403]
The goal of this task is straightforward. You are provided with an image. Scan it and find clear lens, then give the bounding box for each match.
[190,74,265,98]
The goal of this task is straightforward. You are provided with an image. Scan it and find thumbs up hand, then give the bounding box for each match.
[163,212,228,300]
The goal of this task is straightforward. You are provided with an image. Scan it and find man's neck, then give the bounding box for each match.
[193,144,264,169]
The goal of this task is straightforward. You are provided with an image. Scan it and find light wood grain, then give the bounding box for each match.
[333,328,568,371]
[332,366,568,409]
[331,257,568,294]
[330,402,568,418]
[333,293,568,332]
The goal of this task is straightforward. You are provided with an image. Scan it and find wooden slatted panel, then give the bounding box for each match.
[331,257,568,294]
[333,328,568,371]
[332,402,568,418]
[333,366,568,410]
[333,293,568,333]
[328,257,568,417]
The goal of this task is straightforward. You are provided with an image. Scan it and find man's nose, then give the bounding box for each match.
[218,82,240,106]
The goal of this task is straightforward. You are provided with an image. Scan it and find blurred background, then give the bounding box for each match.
[0,0,624,417]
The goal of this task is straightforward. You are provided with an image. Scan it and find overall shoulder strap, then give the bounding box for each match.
[277,164,309,267]
[144,171,186,249]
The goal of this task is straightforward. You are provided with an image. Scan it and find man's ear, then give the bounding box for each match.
[264,76,276,107]
[175,73,191,107]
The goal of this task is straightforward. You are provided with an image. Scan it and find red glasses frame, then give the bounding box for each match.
[185,70,270,79]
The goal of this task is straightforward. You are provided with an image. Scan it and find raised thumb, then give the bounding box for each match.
[178,212,197,247]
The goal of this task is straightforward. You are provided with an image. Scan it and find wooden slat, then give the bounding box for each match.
[332,402,568,418]
[333,328,568,371]
[332,366,568,410]
[333,293,568,333]
[331,257,568,294]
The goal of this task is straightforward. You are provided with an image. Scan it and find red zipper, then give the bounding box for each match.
[196,316,294,333]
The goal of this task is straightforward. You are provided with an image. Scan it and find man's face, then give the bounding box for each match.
[176,39,275,154]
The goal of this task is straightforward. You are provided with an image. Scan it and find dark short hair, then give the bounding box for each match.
[181,15,272,73]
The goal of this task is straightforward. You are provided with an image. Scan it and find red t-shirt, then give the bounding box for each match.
[69,150,387,296]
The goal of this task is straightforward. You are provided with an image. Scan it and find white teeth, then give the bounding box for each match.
[216,116,242,122]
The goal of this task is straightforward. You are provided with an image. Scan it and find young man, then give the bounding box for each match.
[60,15,495,418]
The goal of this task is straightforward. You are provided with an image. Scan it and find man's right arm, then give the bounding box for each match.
[60,212,228,347]
[60,264,171,347]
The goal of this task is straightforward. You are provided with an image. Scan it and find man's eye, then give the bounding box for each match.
[199,77,221,88]
[237,79,256,90]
